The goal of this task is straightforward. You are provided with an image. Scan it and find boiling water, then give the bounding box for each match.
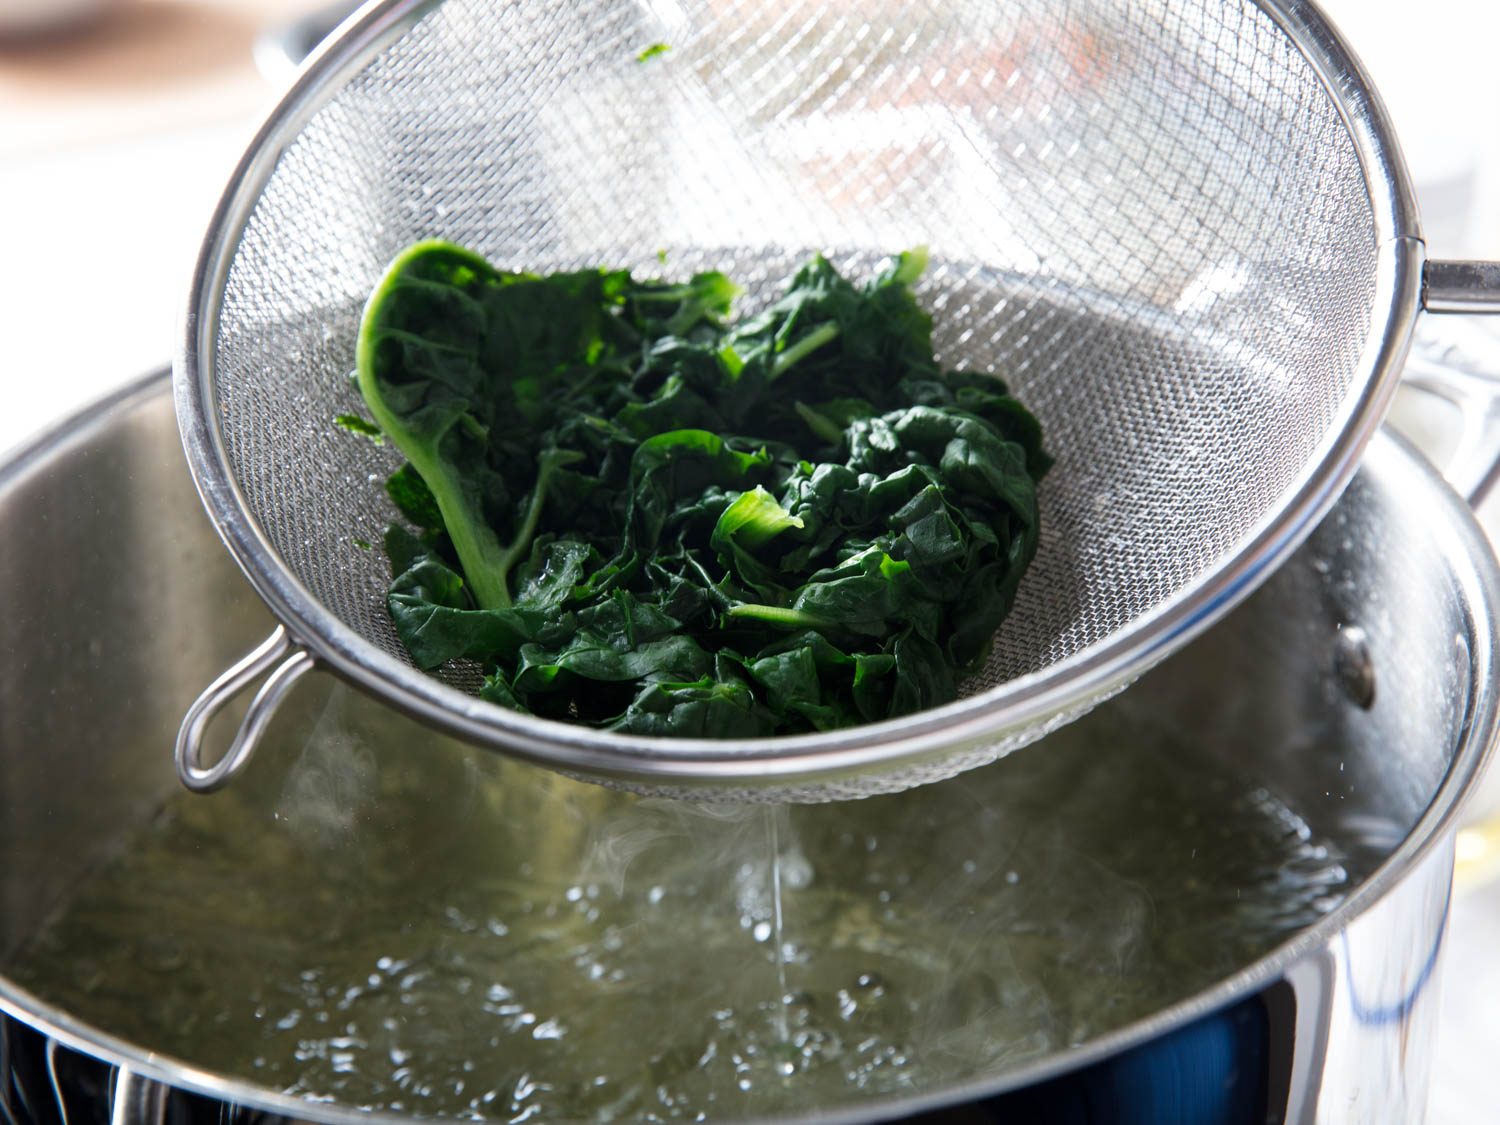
[5,684,1353,1121]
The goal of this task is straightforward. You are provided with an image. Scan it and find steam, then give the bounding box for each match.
[581,799,793,898]
[277,687,379,855]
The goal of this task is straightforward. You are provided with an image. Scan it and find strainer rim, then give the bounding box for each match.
[175,0,1423,792]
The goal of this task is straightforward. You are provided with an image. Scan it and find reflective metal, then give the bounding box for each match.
[174,625,315,793]
[174,0,1436,801]
[1,373,1495,1121]
[110,1067,167,1125]
[252,0,363,82]
[1425,260,1500,315]
[1396,319,1500,506]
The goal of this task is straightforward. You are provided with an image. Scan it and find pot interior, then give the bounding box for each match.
[0,376,1489,1122]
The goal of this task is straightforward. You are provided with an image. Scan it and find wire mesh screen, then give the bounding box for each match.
[209,0,1378,728]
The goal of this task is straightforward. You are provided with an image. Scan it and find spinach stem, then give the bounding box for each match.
[355,391,514,611]
[493,450,580,608]
[793,401,844,445]
[417,463,515,611]
[727,603,833,630]
[770,323,840,381]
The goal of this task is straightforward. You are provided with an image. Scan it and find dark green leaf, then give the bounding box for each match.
[352,244,1049,736]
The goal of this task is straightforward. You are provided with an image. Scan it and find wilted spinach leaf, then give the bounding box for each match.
[355,240,1049,736]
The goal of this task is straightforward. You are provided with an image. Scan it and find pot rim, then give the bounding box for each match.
[1,368,1496,1122]
[171,0,1424,794]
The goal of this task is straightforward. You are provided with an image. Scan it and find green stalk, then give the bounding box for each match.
[355,384,516,610]
[492,449,582,596]
[793,401,845,445]
[727,603,834,630]
[770,322,840,381]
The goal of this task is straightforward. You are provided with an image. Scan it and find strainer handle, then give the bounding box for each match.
[174,626,316,793]
[1408,260,1500,505]
[1423,261,1500,315]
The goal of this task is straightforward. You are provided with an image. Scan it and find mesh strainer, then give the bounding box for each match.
[173,0,1498,801]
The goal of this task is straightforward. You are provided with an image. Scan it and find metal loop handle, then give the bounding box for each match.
[175,626,316,793]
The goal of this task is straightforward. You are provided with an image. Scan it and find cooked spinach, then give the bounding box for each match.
[355,241,1049,736]
[334,413,384,442]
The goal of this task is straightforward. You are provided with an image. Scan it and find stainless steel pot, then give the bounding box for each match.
[0,370,1495,1123]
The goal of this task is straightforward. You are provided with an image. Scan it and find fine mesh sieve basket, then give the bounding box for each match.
[174,0,1500,801]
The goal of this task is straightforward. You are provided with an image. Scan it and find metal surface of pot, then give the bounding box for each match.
[0,371,1496,1122]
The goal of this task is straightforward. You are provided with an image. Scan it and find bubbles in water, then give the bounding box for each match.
[854,972,886,998]
[779,849,814,891]
[4,687,1359,1122]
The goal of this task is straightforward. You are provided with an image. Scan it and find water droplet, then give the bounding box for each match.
[778,850,814,890]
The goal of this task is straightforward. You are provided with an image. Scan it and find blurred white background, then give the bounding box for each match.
[1318,0,1500,261]
[1,0,1496,447]
[0,0,319,452]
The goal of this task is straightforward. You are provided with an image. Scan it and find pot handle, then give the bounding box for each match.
[174,626,316,793]
[110,1066,167,1125]
[1411,260,1500,505]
